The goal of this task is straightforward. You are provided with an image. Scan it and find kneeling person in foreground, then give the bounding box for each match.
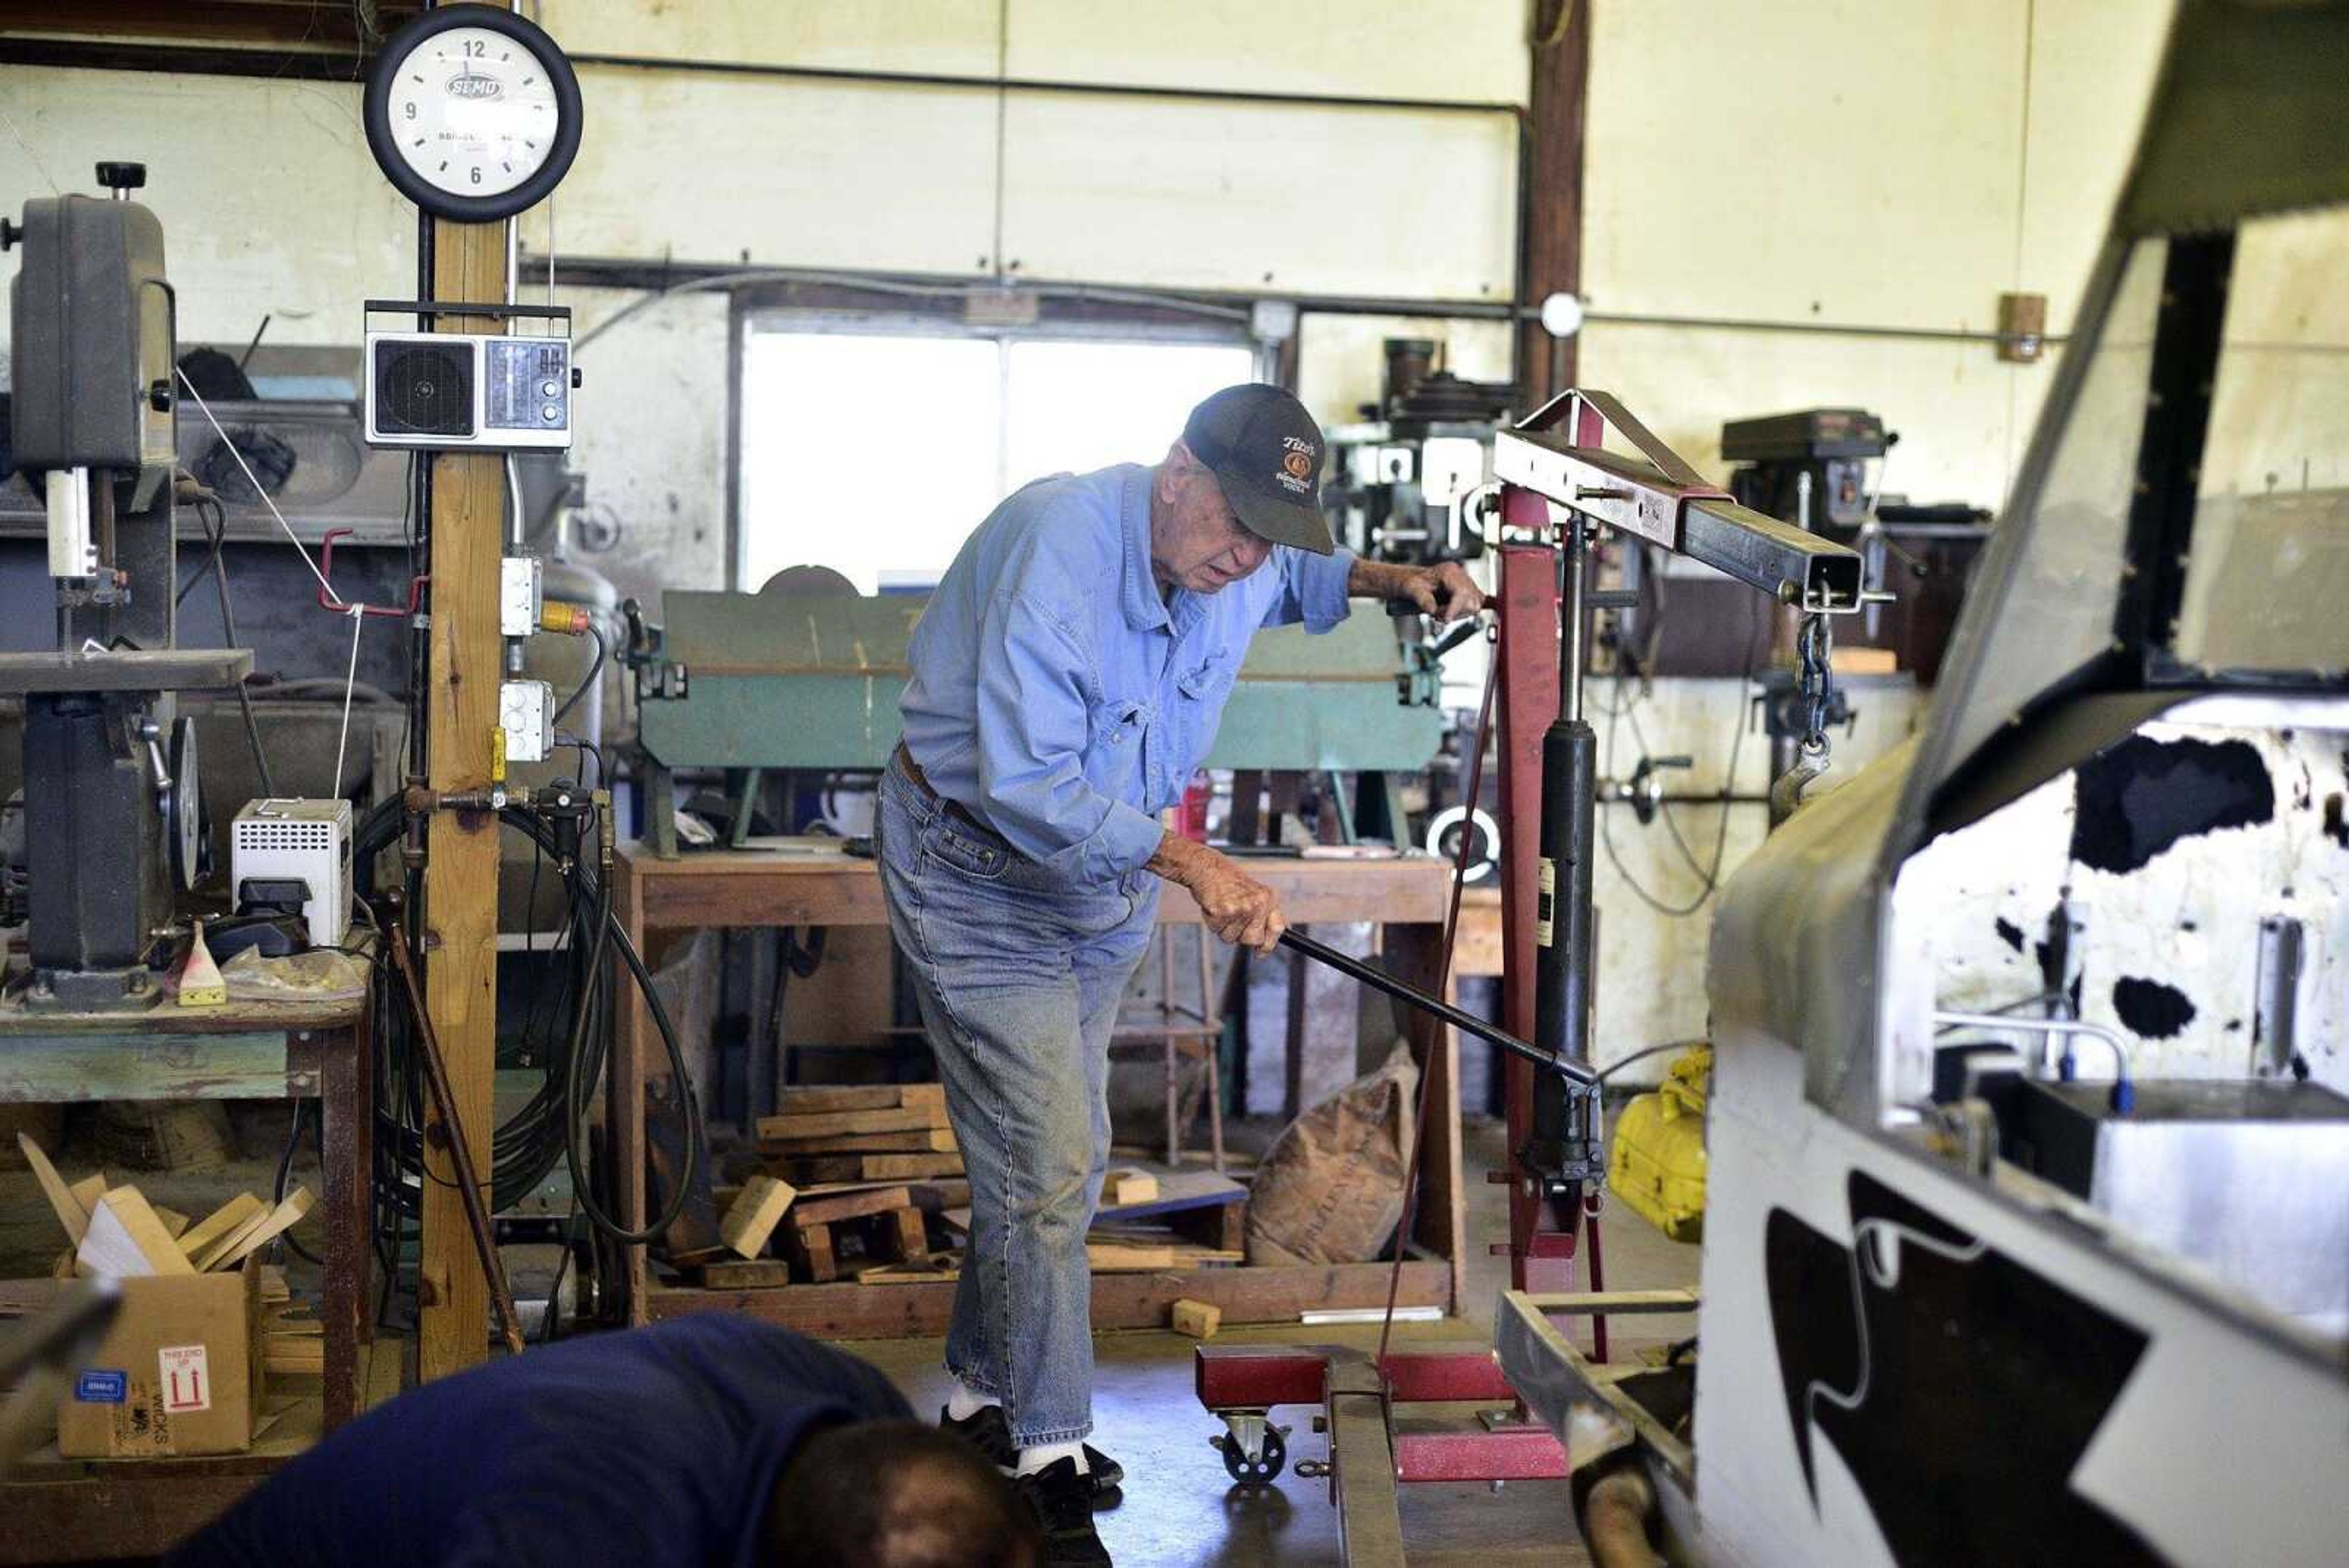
[168,1315,1037,1568]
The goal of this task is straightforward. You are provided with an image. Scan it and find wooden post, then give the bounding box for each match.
[417,217,508,1380]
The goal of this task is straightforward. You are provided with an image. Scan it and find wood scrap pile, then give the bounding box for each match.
[755,1084,964,1186]
[682,1173,967,1288]
[668,1093,1253,1294]
[666,1087,970,1287]
[18,1132,314,1280]
[17,1131,325,1377]
[19,1142,326,1382]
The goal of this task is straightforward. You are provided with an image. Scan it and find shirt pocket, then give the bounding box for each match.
[1085,696,1151,801]
[1169,654,1241,781]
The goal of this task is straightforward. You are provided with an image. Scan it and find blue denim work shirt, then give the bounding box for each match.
[900,462,1356,889]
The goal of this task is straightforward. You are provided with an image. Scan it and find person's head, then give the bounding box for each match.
[1151,384,1333,595]
[764,1420,1039,1568]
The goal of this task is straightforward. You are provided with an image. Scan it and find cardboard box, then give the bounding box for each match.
[58,1257,264,1458]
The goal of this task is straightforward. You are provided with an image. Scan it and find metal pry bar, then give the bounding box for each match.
[1493,388,1869,614]
[1278,929,1596,1088]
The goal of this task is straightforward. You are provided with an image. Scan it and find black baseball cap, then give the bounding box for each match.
[1181,384,1335,555]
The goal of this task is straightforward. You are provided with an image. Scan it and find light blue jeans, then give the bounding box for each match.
[875,752,1156,1445]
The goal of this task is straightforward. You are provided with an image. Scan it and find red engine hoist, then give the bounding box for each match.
[1196,390,1867,1563]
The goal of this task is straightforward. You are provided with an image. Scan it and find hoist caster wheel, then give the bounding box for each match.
[1215,1423,1286,1484]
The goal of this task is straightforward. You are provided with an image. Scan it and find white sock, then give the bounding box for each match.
[1016,1439,1088,1477]
[946,1377,999,1422]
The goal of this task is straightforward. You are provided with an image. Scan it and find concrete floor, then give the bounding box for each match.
[2,1112,1701,1567]
[852,1117,1701,1567]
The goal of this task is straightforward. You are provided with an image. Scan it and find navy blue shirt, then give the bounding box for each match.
[170,1317,910,1568]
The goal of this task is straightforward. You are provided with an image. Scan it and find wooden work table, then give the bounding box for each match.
[0,979,373,1559]
[610,845,1469,1333]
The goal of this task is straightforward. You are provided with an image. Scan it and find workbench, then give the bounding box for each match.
[610,844,1468,1333]
[0,981,374,1426]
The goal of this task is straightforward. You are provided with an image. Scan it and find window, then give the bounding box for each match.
[739,325,1258,593]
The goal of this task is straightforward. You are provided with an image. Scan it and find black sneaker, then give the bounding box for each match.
[941,1402,1019,1470]
[939,1405,1126,1499]
[1016,1457,1113,1567]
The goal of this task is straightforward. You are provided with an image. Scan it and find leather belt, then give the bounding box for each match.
[892,742,993,836]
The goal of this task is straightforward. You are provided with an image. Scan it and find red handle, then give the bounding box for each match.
[317,527,428,618]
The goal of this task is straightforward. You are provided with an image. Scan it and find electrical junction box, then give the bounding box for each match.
[500,679,553,763]
[500,556,543,637]
[229,798,352,949]
[364,331,572,451]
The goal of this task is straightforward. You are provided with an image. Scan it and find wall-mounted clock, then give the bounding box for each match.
[364,4,582,223]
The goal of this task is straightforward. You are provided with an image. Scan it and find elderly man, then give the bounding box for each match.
[880,384,1480,1565]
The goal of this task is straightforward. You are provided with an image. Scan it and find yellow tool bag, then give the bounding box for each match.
[1606,1043,1711,1243]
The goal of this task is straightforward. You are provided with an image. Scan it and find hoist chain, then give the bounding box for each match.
[1795,611,1836,767]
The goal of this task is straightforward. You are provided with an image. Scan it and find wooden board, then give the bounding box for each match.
[67,1174,106,1215]
[753,1104,946,1142]
[856,1255,960,1285]
[619,848,1453,930]
[177,1194,267,1263]
[78,1189,196,1277]
[774,1083,946,1115]
[771,1152,963,1183]
[1094,1168,1247,1223]
[760,1127,958,1154]
[719,1175,797,1259]
[418,215,510,1384]
[264,1337,326,1375]
[15,1132,86,1246]
[1171,1298,1222,1338]
[649,1260,1453,1338]
[1086,1242,1176,1271]
[1106,1169,1159,1206]
[688,1258,793,1289]
[0,1032,295,1101]
[188,1206,273,1275]
[789,1186,913,1228]
[906,1180,971,1213]
[202,1187,315,1273]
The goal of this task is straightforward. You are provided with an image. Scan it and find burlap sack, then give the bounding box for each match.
[1244,1041,1419,1266]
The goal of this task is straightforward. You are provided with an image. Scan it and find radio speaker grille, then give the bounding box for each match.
[374,343,473,437]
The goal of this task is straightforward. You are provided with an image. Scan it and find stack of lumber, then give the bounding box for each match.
[17,1132,316,1283]
[755,1085,963,1185]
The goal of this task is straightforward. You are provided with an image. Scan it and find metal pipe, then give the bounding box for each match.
[569,50,1526,120]
[1932,1009,2132,1104]
[543,253,1520,324]
[1560,515,1587,724]
[1276,929,1594,1088]
[1583,305,2071,351]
